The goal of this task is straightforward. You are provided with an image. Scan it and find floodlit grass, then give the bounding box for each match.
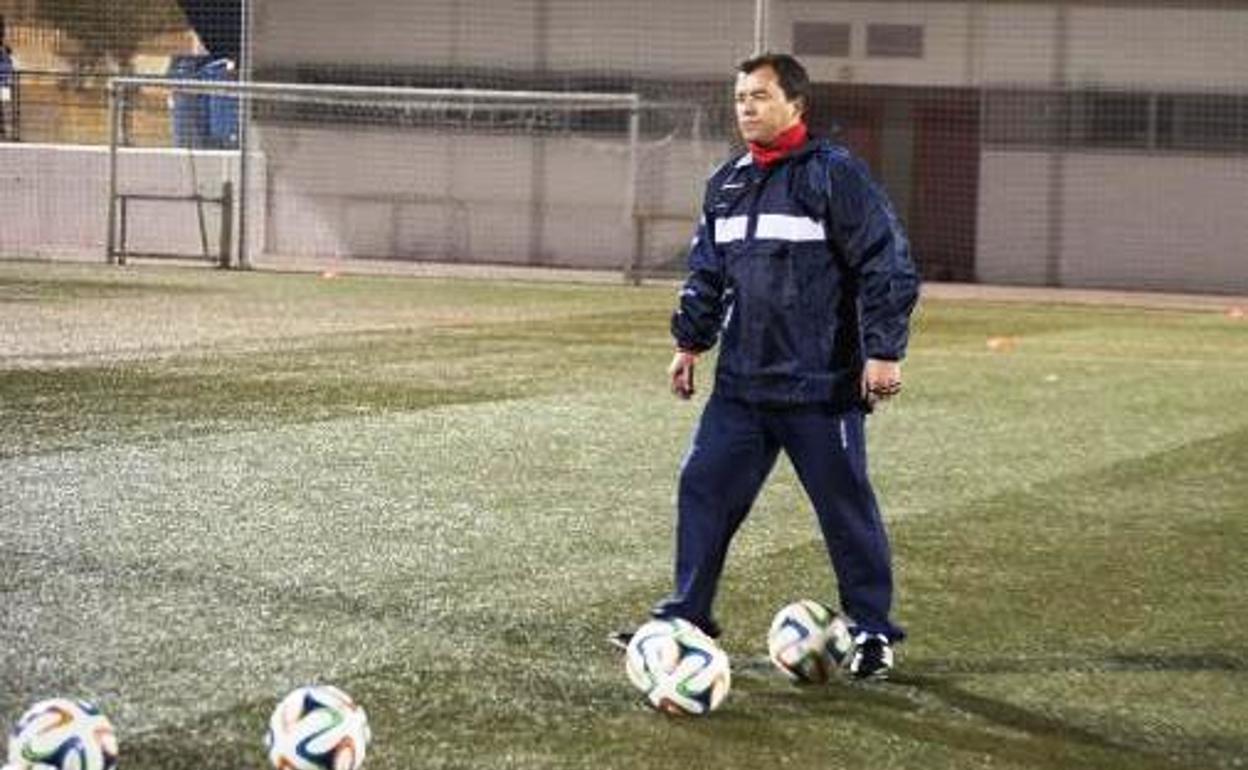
[1,261,1245,770]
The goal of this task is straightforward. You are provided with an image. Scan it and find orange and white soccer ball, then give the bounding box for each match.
[265,685,370,770]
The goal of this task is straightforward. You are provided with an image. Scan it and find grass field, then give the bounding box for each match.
[1,261,1245,770]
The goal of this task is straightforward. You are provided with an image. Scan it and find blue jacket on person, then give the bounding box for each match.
[0,47,13,86]
[671,136,921,410]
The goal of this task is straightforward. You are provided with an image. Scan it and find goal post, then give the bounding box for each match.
[106,77,718,280]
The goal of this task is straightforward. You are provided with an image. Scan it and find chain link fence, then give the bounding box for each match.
[1,1,1246,292]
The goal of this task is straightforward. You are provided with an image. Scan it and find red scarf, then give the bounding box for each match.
[748,121,809,168]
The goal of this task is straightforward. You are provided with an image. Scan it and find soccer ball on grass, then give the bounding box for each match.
[624,619,730,715]
[265,684,370,770]
[767,599,854,683]
[6,698,118,770]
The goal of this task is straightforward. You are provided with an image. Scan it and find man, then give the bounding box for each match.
[616,53,920,679]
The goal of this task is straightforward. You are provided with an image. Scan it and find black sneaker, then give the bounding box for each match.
[607,628,635,652]
[848,632,894,680]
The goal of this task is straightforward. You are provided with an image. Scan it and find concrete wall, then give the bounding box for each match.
[777,1,981,87]
[775,2,1248,89]
[977,150,1248,294]
[254,0,1248,89]
[0,144,262,263]
[8,135,1244,293]
[254,0,756,77]
[1063,6,1248,89]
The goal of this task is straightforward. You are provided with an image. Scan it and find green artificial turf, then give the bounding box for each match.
[1,261,1244,769]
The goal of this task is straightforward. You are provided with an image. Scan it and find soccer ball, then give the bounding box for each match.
[767,600,854,683]
[6,698,118,770]
[624,618,731,716]
[265,685,370,770]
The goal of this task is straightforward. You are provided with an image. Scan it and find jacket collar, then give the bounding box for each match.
[736,135,823,171]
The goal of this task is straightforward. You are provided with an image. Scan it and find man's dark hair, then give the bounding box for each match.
[738,52,811,114]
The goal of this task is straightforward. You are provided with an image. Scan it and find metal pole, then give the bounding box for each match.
[236,0,253,269]
[753,0,770,55]
[106,80,120,264]
[964,0,982,86]
[1045,0,1069,288]
[119,197,128,264]
[109,77,638,106]
[625,96,642,285]
[219,181,234,268]
[528,0,549,266]
[11,70,20,141]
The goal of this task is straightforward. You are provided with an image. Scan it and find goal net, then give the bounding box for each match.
[106,77,721,279]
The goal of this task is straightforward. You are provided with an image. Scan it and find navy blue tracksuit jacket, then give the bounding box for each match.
[656,137,920,641]
[673,136,920,407]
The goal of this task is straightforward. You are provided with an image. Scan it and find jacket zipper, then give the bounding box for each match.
[744,166,773,242]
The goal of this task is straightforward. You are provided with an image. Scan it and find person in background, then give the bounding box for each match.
[0,26,14,140]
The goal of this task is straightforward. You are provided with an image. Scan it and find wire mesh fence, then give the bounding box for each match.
[1,1,1246,292]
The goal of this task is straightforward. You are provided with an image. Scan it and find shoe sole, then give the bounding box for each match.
[606,633,631,652]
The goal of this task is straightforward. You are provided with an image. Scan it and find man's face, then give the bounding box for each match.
[734,65,803,145]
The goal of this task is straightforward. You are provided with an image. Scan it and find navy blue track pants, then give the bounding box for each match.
[654,393,904,642]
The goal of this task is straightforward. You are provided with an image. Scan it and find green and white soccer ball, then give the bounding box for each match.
[624,619,731,715]
[6,698,118,770]
[265,685,370,770]
[767,600,855,683]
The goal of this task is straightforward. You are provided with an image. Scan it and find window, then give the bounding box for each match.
[792,22,851,58]
[983,89,1066,147]
[1156,94,1248,152]
[1076,91,1150,148]
[984,87,1248,154]
[866,24,924,58]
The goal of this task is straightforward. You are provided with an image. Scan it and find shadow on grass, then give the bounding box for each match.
[905,653,1245,675]
[734,651,1245,680]
[727,652,1243,770]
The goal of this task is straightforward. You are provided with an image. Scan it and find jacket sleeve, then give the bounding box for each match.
[825,155,921,361]
[670,196,727,353]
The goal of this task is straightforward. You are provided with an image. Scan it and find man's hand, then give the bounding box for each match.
[668,350,699,399]
[862,358,903,406]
